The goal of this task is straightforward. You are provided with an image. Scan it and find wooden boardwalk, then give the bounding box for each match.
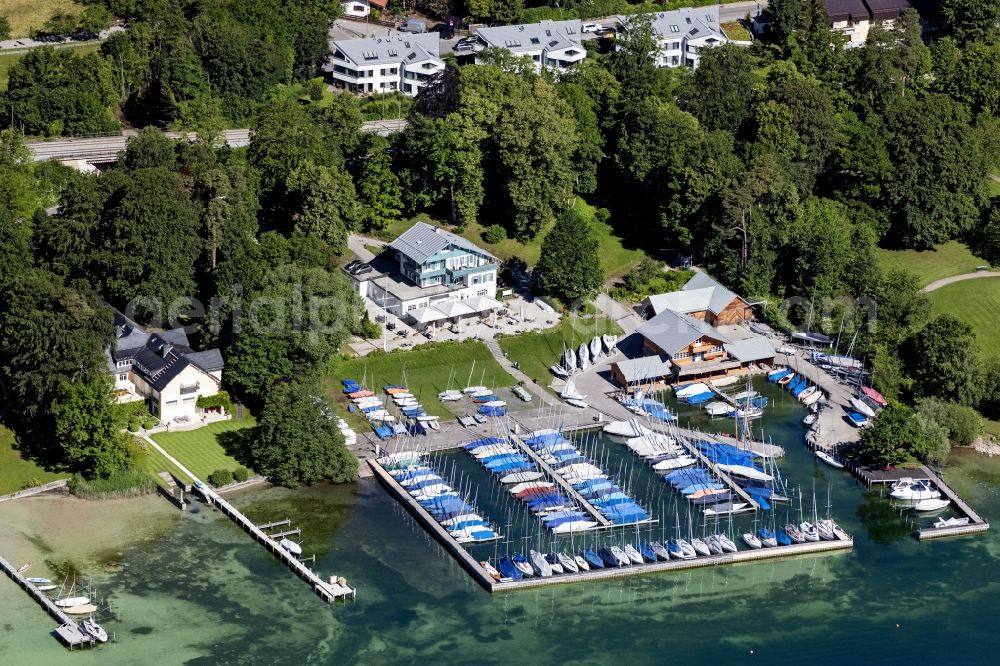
[0,554,96,648]
[194,487,356,602]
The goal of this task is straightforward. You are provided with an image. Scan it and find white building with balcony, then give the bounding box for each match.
[329,34,445,96]
[617,7,728,69]
[825,0,911,48]
[474,20,586,73]
[108,311,225,423]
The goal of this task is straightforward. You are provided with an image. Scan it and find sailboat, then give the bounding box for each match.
[602,334,618,354]
[742,513,763,549]
[577,343,590,371]
[562,348,577,372]
[815,449,844,469]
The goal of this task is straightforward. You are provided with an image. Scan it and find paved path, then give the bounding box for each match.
[346,234,386,262]
[921,271,1000,293]
[142,435,202,484]
[483,338,561,407]
[594,293,644,335]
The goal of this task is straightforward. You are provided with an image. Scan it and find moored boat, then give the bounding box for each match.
[64,604,98,615]
[913,498,950,512]
[815,450,844,469]
[81,618,108,642]
[55,596,91,608]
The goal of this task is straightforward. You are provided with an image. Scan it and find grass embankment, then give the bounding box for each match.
[328,340,517,428]
[3,0,82,39]
[497,316,624,388]
[377,199,645,278]
[0,425,69,495]
[149,416,256,482]
[877,241,990,288]
[0,41,101,90]
[928,277,1000,357]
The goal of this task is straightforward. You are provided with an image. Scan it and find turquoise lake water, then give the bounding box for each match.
[3,377,1000,664]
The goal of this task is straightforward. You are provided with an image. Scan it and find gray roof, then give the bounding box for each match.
[332,33,441,66]
[477,20,582,54]
[619,7,725,41]
[638,308,731,354]
[682,271,745,315]
[110,309,223,390]
[613,355,674,383]
[389,222,495,265]
[723,337,775,363]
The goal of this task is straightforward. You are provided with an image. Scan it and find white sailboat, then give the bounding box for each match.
[577,343,590,371]
[675,382,708,398]
[602,334,618,353]
[590,337,602,360]
[82,618,109,642]
[814,450,844,469]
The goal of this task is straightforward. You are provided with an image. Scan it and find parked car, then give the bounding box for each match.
[581,22,602,33]
[352,264,374,276]
[398,19,427,34]
[454,37,477,52]
[345,259,362,271]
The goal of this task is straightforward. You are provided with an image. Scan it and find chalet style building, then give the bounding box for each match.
[641,272,753,325]
[108,311,225,422]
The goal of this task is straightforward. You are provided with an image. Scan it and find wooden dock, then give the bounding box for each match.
[269,528,302,539]
[507,431,614,527]
[194,487,356,602]
[0,554,96,648]
[257,518,290,530]
[370,458,854,593]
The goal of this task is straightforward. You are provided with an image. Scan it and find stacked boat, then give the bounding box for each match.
[463,437,597,533]
[525,430,650,526]
[342,380,394,439]
[384,385,441,432]
[336,417,356,447]
[382,453,502,544]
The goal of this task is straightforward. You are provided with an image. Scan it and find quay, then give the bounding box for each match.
[850,464,989,540]
[194,486,356,602]
[0,554,96,648]
[369,459,854,593]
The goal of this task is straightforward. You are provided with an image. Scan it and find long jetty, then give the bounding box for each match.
[0,554,95,648]
[507,431,614,527]
[369,458,853,593]
[194,487,356,602]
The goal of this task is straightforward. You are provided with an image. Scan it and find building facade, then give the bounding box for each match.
[329,34,444,96]
[108,311,225,423]
[825,0,911,48]
[641,271,753,325]
[475,20,586,72]
[617,8,728,69]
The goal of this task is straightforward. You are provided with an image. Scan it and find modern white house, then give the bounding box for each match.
[825,0,911,48]
[475,20,586,72]
[329,34,444,96]
[349,223,500,323]
[108,311,226,423]
[617,7,728,69]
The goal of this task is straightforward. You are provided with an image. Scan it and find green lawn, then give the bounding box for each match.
[0,425,68,495]
[149,416,255,482]
[497,316,624,389]
[376,200,646,278]
[877,241,990,288]
[328,340,517,428]
[928,277,1000,357]
[4,0,82,39]
[0,42,102,90]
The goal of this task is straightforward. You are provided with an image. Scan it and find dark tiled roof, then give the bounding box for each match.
[863,0,911,20]
[825,0,870,22]
[109,309,222,390]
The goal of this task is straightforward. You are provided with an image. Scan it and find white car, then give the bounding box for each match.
[581,23,602,33]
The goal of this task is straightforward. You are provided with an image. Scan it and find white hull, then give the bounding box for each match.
[717,464,773,482]
[55,597,90,608]
[797,386,817,402]
[815,450,844,469]
[913,498,950,512]
[552,520,597,533]
[500,471,544,484]
[603,420,653,438]
[850,397,876,418]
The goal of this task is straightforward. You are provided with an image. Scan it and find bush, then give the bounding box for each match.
[208,468,234,487]
[233,467,250,483]
[127,418,140,432]
[307,79,325,101]
[482,224,508,244]
[142,417,158,429]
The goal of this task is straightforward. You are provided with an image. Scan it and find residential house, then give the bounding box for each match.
[611,308,774,386]
[474,20,586,72]
[825,0,912,48]
[329,34,444,96]
[349,222,499,319]
[617,7,728,69]
[108,311,225,423]
[641,272,753,325]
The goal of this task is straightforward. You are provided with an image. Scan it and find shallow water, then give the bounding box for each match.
[3,378,1000,663]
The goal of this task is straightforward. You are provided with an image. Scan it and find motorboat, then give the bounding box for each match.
[81,618,108,642]
[802,390,824,406]
[797,386,818,402]
[890,479,941,501]
[934,516,971,528]
[742,532,762,549]
[815,450,844,469]
[279,538,303,556]
[674,382,709,398]
[850,396,876,418]
[913,498,950,512]
[55,596,91,608]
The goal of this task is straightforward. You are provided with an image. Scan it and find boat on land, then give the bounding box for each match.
[564,397,589,409]
[82,618,108,642]
[577,343,590,370]
[846,411,869,428]
[590,336,602,360]
[850,396,876,418]
[862,386,888,407]
[463,385,487,394]
[55,596,91,608]
[815,450,844,469]
[563,348,576,372]
[279,538,303,556]
[550,364,570,378]
[602,334,618,353]
[913,498,950,512]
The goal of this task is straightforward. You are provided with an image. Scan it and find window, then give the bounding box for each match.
[471,275,481,285]
[672,351,690,360]
[166,399,178,406]
[183,396,197,403]
[118,373,127,381]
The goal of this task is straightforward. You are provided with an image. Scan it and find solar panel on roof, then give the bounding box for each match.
[530,37,540,44]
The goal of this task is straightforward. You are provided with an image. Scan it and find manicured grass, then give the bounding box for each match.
[150,416,255,482]
[877,241,990,288]
[497,316,624,389]
[141,443,193,487]
[377,199,645,278]
[928,277,1000,357]
[4,0,82,39]
[0,425,68,495]
[328,340,517,428]
[0,41,101,90]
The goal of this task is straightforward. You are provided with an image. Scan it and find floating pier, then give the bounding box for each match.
[0,554,96,648]
[849,463,989,540]
[194,487,356,602]
[369,459,854,593]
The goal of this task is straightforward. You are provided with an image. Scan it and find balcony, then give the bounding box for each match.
[179,383,200,395]
[449,263,497,279]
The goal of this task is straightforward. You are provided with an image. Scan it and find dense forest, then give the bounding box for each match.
[2,0,1000,479]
